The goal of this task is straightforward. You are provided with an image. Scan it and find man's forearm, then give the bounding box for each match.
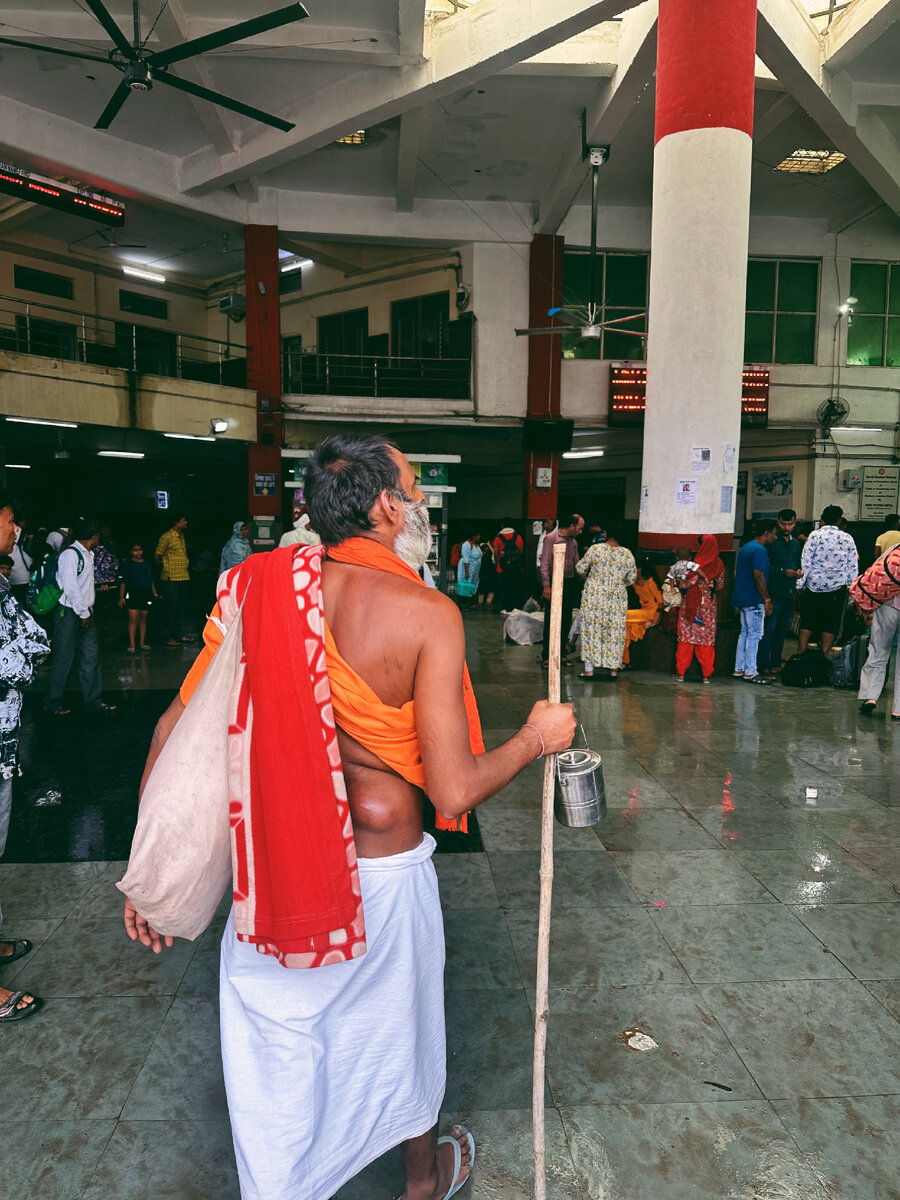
[429,727,544,819]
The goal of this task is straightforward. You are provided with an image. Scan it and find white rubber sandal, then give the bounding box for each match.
[437,1125,476,1199]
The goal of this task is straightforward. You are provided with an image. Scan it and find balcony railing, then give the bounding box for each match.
[0,294,247,389]
[283,349,471,402]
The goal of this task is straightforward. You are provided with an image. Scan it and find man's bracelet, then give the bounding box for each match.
[522,723,545,759]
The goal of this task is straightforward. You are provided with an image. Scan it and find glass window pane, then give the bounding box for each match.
[847,316,885,366]
[888,265,900,317]
[777,261,819,312]
[746,260,776,311]
[562,329,603,359]
[887,318,900,368]
[604,255,647,307]
[603,309,645,361]
[774,314,816,363]
[744,313,774,362]
[562,253,596,310]
[849,262,888,314]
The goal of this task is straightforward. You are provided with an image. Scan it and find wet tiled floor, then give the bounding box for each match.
[1,618,898,1199]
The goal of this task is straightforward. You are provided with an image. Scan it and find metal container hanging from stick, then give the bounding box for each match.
[555,734,606,827]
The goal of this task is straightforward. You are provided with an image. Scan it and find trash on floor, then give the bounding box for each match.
[620,1027,658,1051]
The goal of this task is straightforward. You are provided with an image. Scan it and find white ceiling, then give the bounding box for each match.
[0,0,896,278]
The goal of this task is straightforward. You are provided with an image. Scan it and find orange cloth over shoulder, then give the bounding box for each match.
[179,538,483,833]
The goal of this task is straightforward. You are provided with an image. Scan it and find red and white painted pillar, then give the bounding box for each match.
[638,0,757,552]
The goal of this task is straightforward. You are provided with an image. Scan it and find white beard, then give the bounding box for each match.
[394,499,432,571]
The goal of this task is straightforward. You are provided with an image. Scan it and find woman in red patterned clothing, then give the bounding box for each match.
[674,535,724,683]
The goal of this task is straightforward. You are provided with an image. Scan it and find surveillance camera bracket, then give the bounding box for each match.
[581,113,610,165]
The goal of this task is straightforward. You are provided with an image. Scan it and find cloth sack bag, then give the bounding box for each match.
[661,580,682,610]
[849,546,900,613]
[116,610,242,939]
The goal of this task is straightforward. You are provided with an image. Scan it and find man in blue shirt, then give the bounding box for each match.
[759,508,803,674]
[731,519,777,684]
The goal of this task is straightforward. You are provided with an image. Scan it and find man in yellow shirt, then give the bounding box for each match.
[154,515,191,647]
[874,514,900,561]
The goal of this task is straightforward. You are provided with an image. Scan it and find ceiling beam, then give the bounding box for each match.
[179,0,652,196]
[399,0,427,63]
[396,109,424,213]
[0,200,40,235]
[148,0,237,157]
[537,1,657,234]
[277,235,364,274]
[827,194,886,232]
[852,80,900,106]
[757,0,900,213]
[824,0,900,72]
[753,92,799,142]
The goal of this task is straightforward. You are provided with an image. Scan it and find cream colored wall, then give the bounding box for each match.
[0,244,210,341]
[277,261,460,346]
[0,348,255,438]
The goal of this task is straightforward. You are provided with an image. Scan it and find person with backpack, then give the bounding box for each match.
[43,518,116,716]
[493,523,525,615]
[797,505,858,657]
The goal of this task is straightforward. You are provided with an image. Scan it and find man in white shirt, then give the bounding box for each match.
[278,507,321,549]
[797,505,858,656]
[45,526,70,554]
[43,519,115,716]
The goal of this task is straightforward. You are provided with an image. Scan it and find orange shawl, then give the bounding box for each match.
[326,537,484,832]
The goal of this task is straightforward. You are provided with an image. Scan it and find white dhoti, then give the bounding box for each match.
[219,833,446,1200]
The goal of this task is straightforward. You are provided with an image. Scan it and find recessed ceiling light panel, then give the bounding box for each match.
[775,149,846,174]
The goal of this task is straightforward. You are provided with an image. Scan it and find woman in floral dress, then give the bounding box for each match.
[674,534,724,682]
[575,523,636,679]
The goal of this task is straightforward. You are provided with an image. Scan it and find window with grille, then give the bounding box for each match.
[846,261,900,367]
[559,252,648,360]
[744,259,819,364]
[119,289,168,321]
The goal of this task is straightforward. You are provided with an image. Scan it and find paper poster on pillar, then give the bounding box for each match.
[691,447,711,475]
[676,479,698,507]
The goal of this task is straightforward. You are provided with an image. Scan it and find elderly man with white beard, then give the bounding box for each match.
[125,435,575,1200]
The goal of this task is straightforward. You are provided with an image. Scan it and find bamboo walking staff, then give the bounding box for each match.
[533,540,566,1200]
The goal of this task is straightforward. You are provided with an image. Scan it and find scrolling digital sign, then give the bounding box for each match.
[609,365,769,428]
[0,163,125,226]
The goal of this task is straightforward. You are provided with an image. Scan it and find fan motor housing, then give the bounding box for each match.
[125,62,152,92]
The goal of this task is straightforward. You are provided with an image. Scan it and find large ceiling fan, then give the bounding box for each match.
[516,147,647,346]
[0,1,309,132]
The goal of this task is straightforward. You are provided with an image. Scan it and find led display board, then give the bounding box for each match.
[0,162,125,226]
[608,366,769,428]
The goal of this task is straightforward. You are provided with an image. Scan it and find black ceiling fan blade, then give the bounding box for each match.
[515,327,568,337]
[94,79,133,129]
[82,0,136,59]
[157,71,294,132]
[0,36,114,64]
[148,3,309,68]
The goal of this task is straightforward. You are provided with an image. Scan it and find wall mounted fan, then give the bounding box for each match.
[516,147,646,346]
[0,1,308,132]
[817,396,850,429]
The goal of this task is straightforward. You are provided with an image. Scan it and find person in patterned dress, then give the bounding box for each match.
[575,522,636,680]
[674,534,725,682]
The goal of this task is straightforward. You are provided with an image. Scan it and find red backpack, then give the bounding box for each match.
[849,546,900,612]
[450,542,462,568]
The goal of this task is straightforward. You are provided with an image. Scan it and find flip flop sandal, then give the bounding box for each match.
[0,990,42,1022]
[744,674,774,685]
[859,701,877,716]
[44,708,71,717]
[0,939,33,966]
[437,1125,476,1200]
[578,672,595,680]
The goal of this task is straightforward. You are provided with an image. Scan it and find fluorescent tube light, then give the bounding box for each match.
[562,449,605,459]
[5,416,77,429]
[98,450,145,459]
[836,426,884,433]
[5,463,31,469]
[123,266,166,284]
[164,432,215,442]
[280,258,313,274]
